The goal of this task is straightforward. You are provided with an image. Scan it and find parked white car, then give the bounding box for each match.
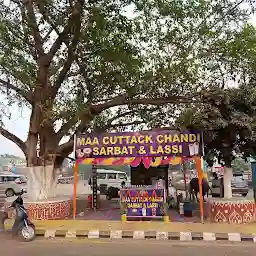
[0,172,27,197]
[88,169,130,193]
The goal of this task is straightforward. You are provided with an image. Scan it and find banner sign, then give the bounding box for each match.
[120,187,165,217]
[75,130,202,158]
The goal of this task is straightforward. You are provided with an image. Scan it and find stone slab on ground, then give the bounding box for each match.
[38,230,256,242]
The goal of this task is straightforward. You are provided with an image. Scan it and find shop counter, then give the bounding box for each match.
[120,183,167,220]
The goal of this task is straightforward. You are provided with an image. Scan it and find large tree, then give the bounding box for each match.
[176,70,256,198]
[175,22,256,198]
[0,0,254,200]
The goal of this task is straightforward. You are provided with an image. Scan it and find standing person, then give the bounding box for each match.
[220,175,224,198]
[202,177,210,200]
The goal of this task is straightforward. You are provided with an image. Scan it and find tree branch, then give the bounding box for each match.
[45,0,85,65]
[56,110,93,140]
[0,127,27,154]
[35,3,91,100]
[91,94,197,114]
[36,1,60,33]
[100,120,145,131]
[0,65,34,91]
[56,120,145,157]
[105,107,159,126]
[56,94,193,140]
[51,4,84,98]
[0,78,32,103]
[105,110,137,126]
[36,2,90,99]
[19,3,37,61]
[42,28,54,44]
[25,0,44,57]
[56,114,95,156]
[56,139,74,157]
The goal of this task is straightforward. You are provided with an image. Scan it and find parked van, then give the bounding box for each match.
[0,172,27,197]
[88,169,130,193]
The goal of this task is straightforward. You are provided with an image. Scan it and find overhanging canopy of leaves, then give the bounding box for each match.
[176,84,256,166]
[176,22,256,166]
[232,158,251,174]
[0,0,254,159]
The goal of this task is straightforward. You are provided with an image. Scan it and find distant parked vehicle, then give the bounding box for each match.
[231,176,248,197]
[0,172,27,197]
[88,169,130,194]
[209,176,248,197]
[57,176,74,184]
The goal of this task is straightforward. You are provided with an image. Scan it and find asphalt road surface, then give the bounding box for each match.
[0,235,255,256]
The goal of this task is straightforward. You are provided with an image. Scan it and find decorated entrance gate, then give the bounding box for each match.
[73,130,204,222]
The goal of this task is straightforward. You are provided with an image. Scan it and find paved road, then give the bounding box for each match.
[0,179,254,201]
[0,235,255,256]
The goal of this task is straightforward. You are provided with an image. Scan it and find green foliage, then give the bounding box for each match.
[176,84,256,166]
[231,158,251,174]
[175,22,256,166]
[0,0,254,160]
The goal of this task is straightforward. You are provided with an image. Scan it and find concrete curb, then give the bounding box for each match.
[37,229,256,242]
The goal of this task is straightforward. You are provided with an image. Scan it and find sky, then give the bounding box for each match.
[0,13,255,158]
[0,105,29,157]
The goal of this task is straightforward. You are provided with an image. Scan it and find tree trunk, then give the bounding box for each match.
[223,166,233,199]
[26,165,59,201]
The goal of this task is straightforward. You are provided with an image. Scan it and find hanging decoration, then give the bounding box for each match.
[77,156,183,168]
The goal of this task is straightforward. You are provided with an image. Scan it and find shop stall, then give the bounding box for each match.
[120,179,166,220]
[73,129,205,222]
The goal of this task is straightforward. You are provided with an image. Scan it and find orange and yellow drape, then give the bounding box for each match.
[76,156,184,168]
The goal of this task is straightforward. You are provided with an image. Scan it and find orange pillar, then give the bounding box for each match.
[194,156,204,223]
[73,161,78,219]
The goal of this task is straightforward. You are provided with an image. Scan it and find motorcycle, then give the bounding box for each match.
[105,186,120,200]
[1,189,36,242]
[105,181,126,200]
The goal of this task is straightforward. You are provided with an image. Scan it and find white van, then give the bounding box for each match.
[88,169,130,192]
[0,172,27,197]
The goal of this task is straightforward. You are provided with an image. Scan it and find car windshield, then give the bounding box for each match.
[232,177,243,182]
[19,176,26,181]
[118,173,127,180]
[231,177,247,185]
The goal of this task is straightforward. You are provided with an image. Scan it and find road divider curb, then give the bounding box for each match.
[35,229,256,242]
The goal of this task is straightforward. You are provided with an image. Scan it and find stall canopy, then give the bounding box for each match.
[73,129,205,222]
